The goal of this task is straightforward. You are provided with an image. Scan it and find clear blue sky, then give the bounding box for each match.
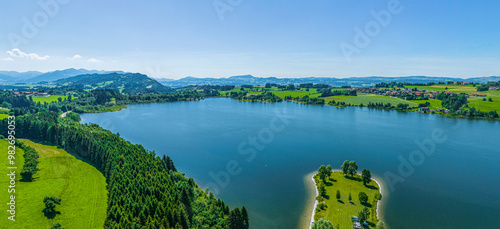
[0,0,499,79]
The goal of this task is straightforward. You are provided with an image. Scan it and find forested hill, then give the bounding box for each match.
[56,73,172,94]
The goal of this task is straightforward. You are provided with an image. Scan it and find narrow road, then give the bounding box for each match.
[61,111,72,118]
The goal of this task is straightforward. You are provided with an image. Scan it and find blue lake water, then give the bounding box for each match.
[81,98,500,229]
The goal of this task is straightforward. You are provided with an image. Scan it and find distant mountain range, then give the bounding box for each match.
[28,69,126,83]
[0,71,43,83]
[0,68,125,84]
[1,68,499,88]
[157,75,500,88]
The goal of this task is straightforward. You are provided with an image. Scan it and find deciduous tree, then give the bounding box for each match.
[358,192,368,205]
[341,160,349,176]
[362,169,371,185]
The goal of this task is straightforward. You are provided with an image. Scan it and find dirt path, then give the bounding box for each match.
[60,111,72,118]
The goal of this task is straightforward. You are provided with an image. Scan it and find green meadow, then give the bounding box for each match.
[0,139,107,229]
[411,99,445,110]
[339,94,417,106]
[314,172,381,229]
[408,84,477,94]
[32,95,74,104]
[271,88,321,98]
[322,95,354,103]
[467,97,500,112]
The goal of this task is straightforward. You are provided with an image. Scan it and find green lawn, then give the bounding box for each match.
[1,139,107,229]
[314,172,381,229]
[32,95,73,104]
[340,94,418,107]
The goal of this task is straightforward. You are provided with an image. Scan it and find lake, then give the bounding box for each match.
[81,98,500,229]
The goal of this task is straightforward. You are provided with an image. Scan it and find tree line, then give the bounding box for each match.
[15,141,40,182]
[319,89,357,97]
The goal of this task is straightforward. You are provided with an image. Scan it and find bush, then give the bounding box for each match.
[375,193,382,200]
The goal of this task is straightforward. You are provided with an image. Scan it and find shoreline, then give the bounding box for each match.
[228,96,500,121]
[304,170,386,229]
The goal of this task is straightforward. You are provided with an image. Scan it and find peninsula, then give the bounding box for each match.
[307,162,386,229]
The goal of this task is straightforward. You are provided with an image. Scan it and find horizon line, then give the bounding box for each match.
[2,68,499,80]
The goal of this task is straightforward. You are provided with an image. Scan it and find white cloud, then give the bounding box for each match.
[0,57,14,61]
[88,58,102,63]
[6,48,49,60]
[69,54,82,60]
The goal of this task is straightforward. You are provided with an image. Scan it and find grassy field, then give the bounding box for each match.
[467,97,500,112]
[482,90,500,94]
[314,172,381,229]
[271,89,321,98]
[322,95,355,103]
[411,99,445,110]
[32,95,72,104]
[340,94,418,106]
[409,84,477,94]
[1,139,107,229]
